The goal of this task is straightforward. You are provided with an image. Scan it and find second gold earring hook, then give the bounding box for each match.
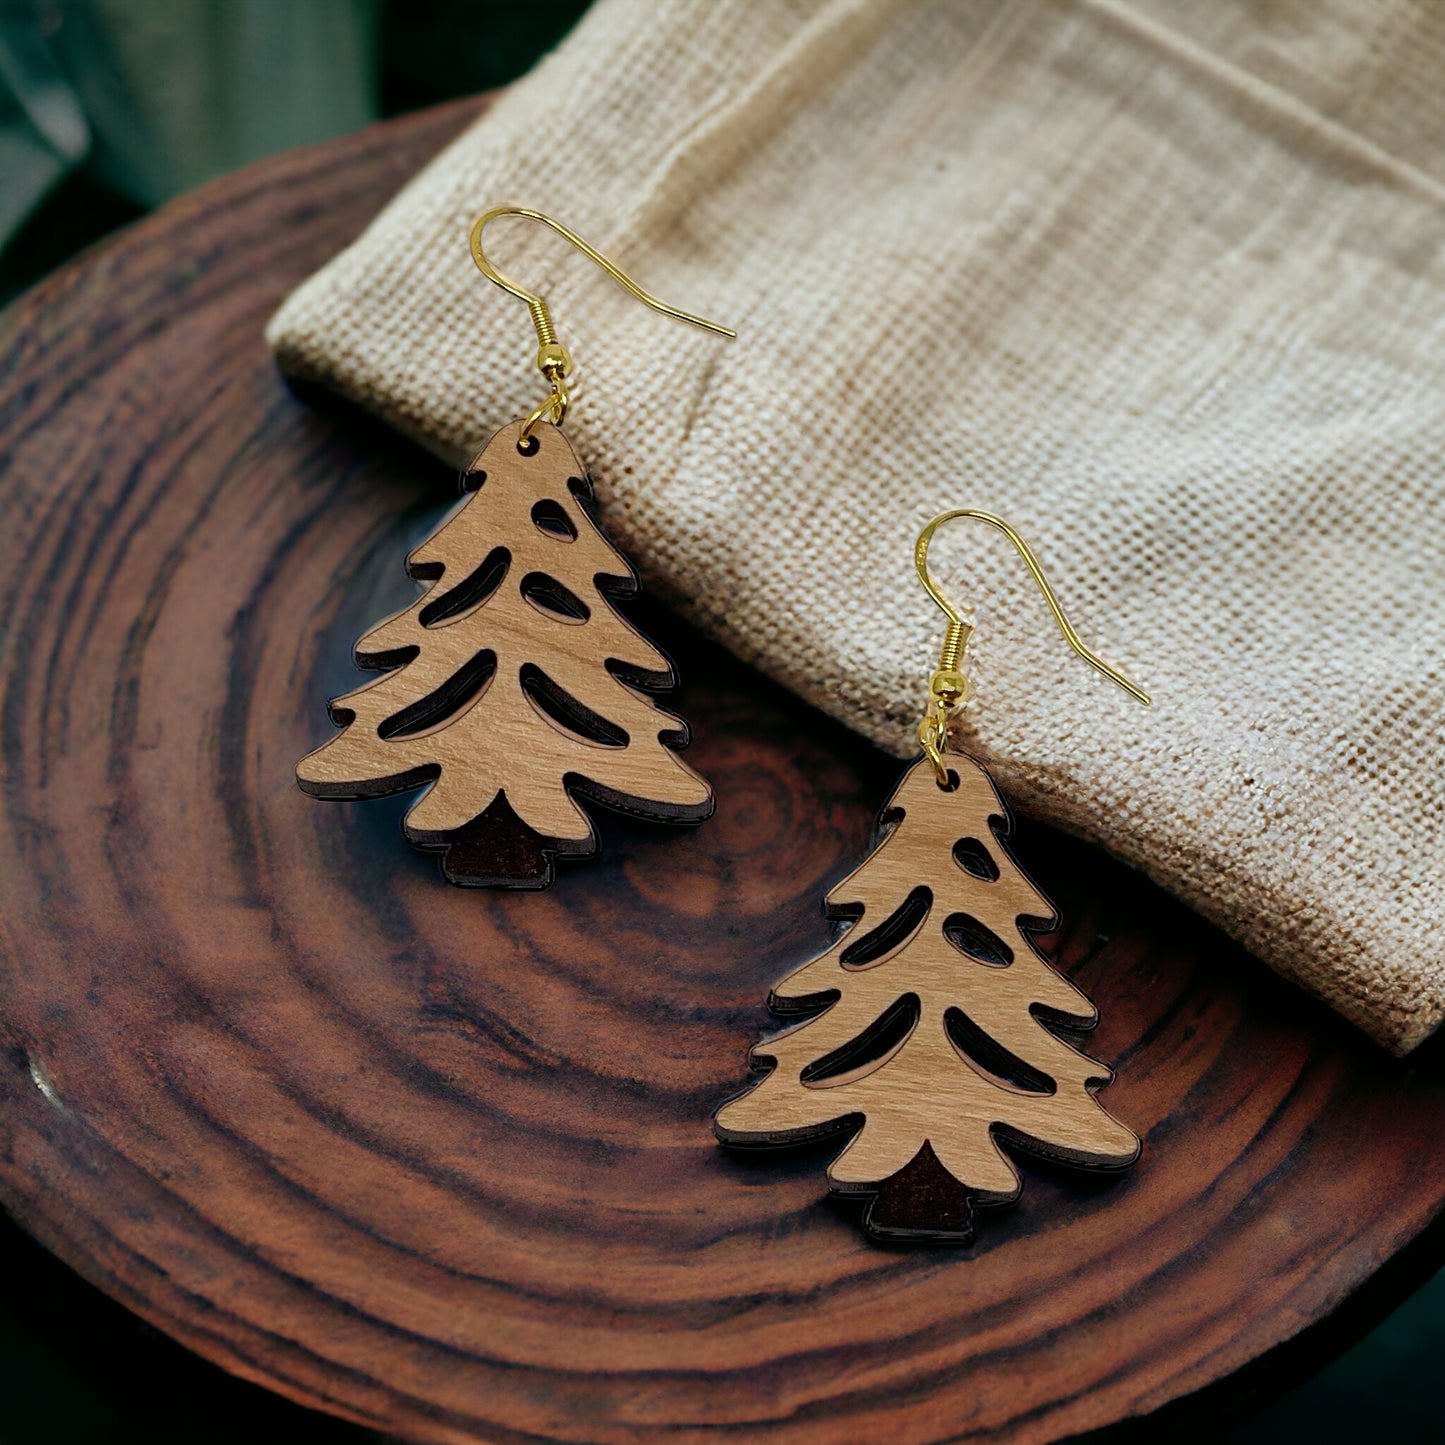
[469,206,736,441]
[914,509,1149,782]
[915,510,1150,706]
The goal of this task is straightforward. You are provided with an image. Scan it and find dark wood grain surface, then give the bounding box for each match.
[1,97,1442,1445]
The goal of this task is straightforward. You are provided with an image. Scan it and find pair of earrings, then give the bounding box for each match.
[296,208,1150,1243]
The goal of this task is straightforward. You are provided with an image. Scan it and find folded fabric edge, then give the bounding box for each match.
[267,315,479,472]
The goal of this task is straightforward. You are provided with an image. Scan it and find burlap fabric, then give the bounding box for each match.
[267,0,1445,1053]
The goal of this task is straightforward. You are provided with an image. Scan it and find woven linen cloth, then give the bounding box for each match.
[267,0,1445,1053]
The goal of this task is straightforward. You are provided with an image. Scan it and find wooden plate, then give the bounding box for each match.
[1,99,1442,1445]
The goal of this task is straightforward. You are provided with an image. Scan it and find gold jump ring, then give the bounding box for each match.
[520,388,568,445]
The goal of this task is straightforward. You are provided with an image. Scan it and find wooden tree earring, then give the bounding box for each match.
[297,208,735,887]
[715,511,1152,1243]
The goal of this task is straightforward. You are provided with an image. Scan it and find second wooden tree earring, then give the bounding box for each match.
[716,511,1151,1243]
[298,208,734,887]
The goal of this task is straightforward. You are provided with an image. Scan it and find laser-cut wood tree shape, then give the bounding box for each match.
[297,420,713,886]
[715,753,1138,1241]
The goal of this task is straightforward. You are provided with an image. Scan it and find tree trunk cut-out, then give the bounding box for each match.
[716,753,1139,1242]
[296,419,713,886]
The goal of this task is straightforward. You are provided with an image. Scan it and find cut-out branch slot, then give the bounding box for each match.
[802,993,920,1088]
[379,650,497,740]
[418,546,510,627]
[521,571,591,622]
[840,886,932,970]
[521,663,628,746]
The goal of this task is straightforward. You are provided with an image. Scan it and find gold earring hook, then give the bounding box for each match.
[468,206,736,442]
[914,509,1149,783]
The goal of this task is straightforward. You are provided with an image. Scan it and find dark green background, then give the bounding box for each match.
[1,3,1441,1440]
